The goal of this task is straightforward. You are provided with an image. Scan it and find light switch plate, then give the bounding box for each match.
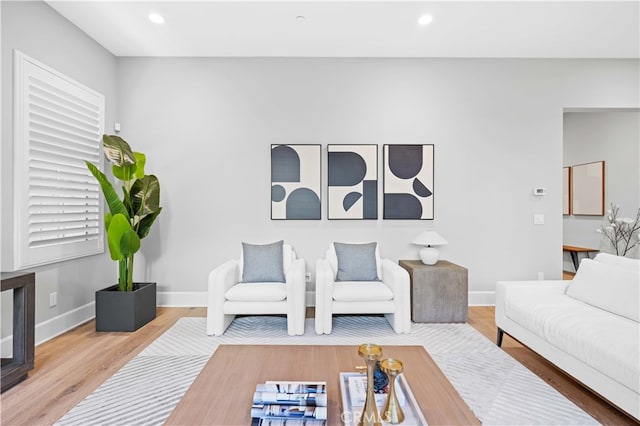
[534,214,545,225]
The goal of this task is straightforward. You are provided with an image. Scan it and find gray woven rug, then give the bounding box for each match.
[56,316,598,426]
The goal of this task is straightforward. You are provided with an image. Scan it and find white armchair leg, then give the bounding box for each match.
[286,314,296,336]
[314,312,323,334]
[209,313,236,336]
[314,259,325,335]
[206,310,216,336]
[297,309,306,335]
[323,313,333,334]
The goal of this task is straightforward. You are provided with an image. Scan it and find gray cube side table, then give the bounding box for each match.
[399,260,468,323]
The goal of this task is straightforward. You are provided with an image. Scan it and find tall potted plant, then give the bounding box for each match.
[87,134,162,331]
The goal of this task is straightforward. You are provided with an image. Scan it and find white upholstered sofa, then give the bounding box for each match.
[207,241,306,336]
[496,253,639,420]
[315,242,411,334]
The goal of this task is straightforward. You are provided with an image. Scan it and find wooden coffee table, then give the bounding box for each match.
[165,345,479,425]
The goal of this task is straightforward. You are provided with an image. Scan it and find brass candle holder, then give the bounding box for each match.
[358,343,383,426]
[380,358,405,424]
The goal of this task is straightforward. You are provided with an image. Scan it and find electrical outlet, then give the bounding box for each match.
[537,272,544,280]
[49,292,57,307]
[533,214,545,225]
[305,272,312,283]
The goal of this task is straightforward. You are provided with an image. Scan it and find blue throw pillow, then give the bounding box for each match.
[241,240,286,283]
[334,242,380,281]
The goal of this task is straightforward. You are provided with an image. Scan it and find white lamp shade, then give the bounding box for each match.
[411,230,448,247]
[412,230,447,265]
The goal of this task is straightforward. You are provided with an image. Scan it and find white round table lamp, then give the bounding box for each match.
[411,230,448,265]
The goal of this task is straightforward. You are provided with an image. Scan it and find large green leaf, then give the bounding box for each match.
[133,152,146,178]
[122,186,135,219]
[112,163,136,181]
[103,135,135,167]
[119,229,140,257]
[86,162,129,220]
[106,213,131,261]
[136,208,162,239]
[131,175,160,216]
[104,212,113,230]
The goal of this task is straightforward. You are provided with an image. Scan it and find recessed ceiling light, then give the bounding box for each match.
[148,13,165,24]
[418,14,433,26]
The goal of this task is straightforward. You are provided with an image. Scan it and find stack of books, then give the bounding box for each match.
[251,381,328,426]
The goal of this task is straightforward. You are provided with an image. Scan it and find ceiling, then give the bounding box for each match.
[44,1,640,58]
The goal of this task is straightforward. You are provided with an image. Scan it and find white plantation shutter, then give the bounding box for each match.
[13,51,104,269]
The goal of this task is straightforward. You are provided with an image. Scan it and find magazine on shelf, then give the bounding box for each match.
[251,404,328,420]
[263,381,327,394]
[253,392,328,407]
[254,381,327,407]
[251,417,326,426]
[251,381,328,426]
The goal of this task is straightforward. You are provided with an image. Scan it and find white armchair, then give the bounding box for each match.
[207,241,306,336]
[315,242,411,334]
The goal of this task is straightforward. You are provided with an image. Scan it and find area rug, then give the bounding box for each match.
[56,316,598,426]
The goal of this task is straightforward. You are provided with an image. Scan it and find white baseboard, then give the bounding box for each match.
[469,291,495,306]
[1,290,496,355]
[158,291,207,307]
[1,302,95,357]
[0,293,205,356]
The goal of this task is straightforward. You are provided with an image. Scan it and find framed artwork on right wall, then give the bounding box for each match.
[383,144,434,220]
[571,161,605,216]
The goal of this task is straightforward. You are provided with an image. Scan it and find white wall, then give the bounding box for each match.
[117,58,639,305]
[1,2,639,349]
[1,1,118,343]
[563,110,640,269]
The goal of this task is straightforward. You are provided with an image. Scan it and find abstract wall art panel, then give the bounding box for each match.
[383,144,434,220]
[327,144,378,220]
[271,144,321,220]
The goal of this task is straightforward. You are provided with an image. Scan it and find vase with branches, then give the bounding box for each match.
[596,203,640,256]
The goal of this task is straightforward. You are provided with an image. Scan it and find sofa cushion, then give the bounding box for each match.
[225,283,287,302]
[593,252,640,271]
[505,291,640,394]
[332,281,393,302]
[328,242,382,281]
[240,240,286,283]
[567,258,639,322]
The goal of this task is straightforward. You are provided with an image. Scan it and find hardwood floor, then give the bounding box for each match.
[1,307,637,425]
[0,307,205,426]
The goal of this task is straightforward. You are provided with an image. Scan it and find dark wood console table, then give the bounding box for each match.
[562,245,599,271]
[1,271,35,392]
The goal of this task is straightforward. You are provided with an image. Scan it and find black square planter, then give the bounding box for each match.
[95,282,157,332]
